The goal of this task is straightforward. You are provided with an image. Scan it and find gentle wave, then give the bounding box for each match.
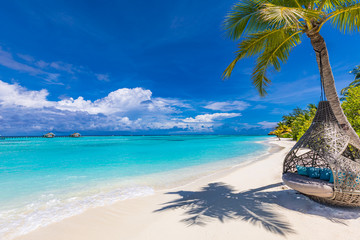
[0,186,154,240]
[0,135,271,239]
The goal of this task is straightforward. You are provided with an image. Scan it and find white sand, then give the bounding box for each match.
[16,138,360,240]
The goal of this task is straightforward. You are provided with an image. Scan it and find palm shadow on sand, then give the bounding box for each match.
[155,182,360,237]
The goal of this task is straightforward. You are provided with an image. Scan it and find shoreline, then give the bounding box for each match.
[15,138,293,240]
[4,137,272,240]
[16,138,360,240]
[4,138,274,239]
[2,136,270,240]
[149,137,274,192]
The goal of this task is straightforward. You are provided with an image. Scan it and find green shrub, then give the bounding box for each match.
[342,86,360,136]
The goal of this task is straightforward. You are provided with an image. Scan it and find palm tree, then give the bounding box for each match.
[269,123,292,140]
[341,65,360,97]
[351,65,360,79]
[223,0,360,148]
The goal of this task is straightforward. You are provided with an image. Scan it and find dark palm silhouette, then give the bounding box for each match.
[155,182,360,236]
[155,182,293,236]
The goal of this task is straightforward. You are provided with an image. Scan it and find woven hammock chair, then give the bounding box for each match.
[283,101,360,206]
[282,49,360,207]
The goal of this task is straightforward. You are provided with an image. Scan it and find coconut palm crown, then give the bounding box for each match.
[223,0,360,148]
[341,65,360,97]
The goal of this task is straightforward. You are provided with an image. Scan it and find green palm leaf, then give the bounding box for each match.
[252,30,302,95]
[223,28,292,79]
[223,0,264,40]
[351,65,360,79]
[341,66,360,98]
[260,3,319,28]
[341,79,360,96]
[318,0,358,11]
[223,0,360,96]
[326,3,360,33]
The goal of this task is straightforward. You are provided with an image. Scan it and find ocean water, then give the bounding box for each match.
[0,135,270,239]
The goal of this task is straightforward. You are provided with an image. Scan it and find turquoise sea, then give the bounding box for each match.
[0,135,270,239]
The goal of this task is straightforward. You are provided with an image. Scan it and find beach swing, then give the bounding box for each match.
[282,50,360,207]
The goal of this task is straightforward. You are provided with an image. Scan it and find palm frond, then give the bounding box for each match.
[222,0,358,97]
[350,65,360,79]
[341,66,360,97]
[260,3,320,28]
[317,0,358,11]
[252,30,302,96]
[341,80,360,95]
[222,28,295,79]
[224,0,269,40]
[238,28,290,58]
[267,0,299,8]
[325,2,360,33]
[268,0,314,8]
[293,0,319,9]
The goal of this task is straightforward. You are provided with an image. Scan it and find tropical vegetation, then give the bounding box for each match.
[271,67,360,140]
[223,0,360,147]
[341,65,360,98]
[269,123,292,140]
[342,85,360,136]
[270,104,317,140]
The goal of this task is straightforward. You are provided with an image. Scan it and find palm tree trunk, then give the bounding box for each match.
[307,32,360,149]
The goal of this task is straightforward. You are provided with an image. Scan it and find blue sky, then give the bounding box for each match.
[0,0,359,135]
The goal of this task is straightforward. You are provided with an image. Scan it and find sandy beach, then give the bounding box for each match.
[2,0,360,239]
[13,138,360,240]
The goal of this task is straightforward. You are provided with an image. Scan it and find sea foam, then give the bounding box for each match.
[0,135,269,239]
[0,186,154,240]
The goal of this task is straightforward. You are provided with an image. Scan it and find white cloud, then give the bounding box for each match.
[0,81,51,108]
[257,121,277,129]
[0,81,185,115]
[95,73,110,81]
[0,47,111,84]
[17,54,35,63]
[56,88,187,115]
[49,61,75,74]
[204,100,250,111]
[0,47,45,76]
[0,80,221,133]
[0,81,251,134]
[183,113,241,123]
[56,88,154,114]
[35,60,50,68]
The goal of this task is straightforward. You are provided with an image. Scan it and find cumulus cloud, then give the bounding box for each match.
[183,113,241,123]
[204,101,250,111]
[0,80,244,134]
[57,88,156,114]
[0,81,51,108]
[0,81,187,116]
[56,88,190,115]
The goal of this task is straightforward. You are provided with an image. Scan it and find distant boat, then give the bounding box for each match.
[70,133,81,138]
[43,132,55,138]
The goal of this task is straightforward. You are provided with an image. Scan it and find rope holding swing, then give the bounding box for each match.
[314,47,326,101]
[281,47,360,207]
